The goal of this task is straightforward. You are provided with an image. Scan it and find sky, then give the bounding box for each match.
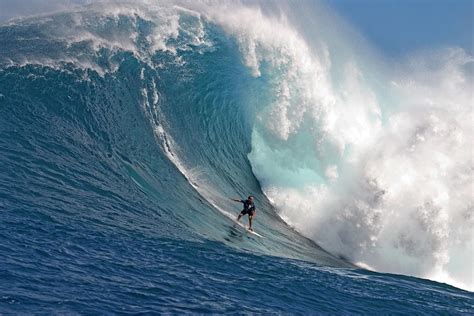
[0,0,472,56]
[326,0,473,56]
[0,0,88,22]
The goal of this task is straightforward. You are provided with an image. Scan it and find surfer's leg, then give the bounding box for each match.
[248,215,253,231]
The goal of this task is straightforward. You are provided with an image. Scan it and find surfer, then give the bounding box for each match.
[230,196,256,231]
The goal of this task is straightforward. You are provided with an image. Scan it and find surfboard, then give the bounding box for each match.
[234,220,264,238]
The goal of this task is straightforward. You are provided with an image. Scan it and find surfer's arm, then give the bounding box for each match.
[230,198,243,203]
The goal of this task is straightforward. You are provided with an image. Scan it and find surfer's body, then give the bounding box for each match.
[231,196,256,231]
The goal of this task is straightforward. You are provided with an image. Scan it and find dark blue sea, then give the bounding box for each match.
[1,1,473,314]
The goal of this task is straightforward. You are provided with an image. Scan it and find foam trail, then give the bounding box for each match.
[141,71,242,228]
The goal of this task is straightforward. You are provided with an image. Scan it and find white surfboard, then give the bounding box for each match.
[233,220,264,238]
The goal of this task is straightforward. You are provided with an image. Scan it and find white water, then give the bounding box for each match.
[205,4,473,291]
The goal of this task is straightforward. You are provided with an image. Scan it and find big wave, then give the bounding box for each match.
[1,0,472,291]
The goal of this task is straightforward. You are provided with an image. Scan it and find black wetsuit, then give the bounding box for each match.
[240,199,256,216]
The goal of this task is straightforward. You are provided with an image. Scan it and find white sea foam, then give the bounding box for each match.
[2,3,213,76]
[206,4,473,291]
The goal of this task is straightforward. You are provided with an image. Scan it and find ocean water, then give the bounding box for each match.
[0,1,473,314]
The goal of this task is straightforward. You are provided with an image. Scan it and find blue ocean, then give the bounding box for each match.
[1,1,473,314]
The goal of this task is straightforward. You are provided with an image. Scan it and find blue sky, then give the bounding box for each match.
[326,0,473,56]
[0,0,88,22]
